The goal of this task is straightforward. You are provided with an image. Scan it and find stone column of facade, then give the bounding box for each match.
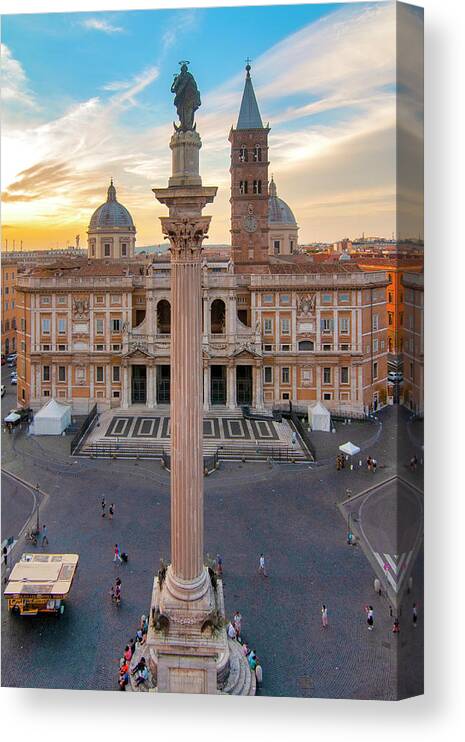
[203,362,210,412]
[227,362,236,409]
[145,129,229,695]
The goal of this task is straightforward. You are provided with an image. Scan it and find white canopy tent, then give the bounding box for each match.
[339,441,361,457]
[4,412,21,424]
[32,399,72,436]
[308,402,331,432]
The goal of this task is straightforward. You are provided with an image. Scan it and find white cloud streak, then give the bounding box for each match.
[1,43,37,108]
[81,18,124,34]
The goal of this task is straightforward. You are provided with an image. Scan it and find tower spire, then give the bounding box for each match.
[236,62,263,130]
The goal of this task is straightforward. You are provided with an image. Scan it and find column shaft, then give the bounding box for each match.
[171,257,204,581]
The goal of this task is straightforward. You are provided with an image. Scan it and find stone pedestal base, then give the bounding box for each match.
[169,131,202,187]
[145,566,230,694]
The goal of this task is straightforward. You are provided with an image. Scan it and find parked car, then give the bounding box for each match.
[1,385,6,398]
[8,360,17,369]
[6,353,17,363]
[10,376,18,386]
[388,371,403,384]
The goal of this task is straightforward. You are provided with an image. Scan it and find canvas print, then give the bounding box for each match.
[1,1,424,699]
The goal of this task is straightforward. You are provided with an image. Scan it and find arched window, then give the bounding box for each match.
[239,181,248,195]
[239,145,248,162]
[211,299,226,334]
[253,180,262,194]
[157,299,171,334]
[253,144,262,162]
[298,340,314,351]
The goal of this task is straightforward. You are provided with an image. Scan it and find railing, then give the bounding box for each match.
[161,448,219,473]
[70,404,98,455]
[250,271,388,288]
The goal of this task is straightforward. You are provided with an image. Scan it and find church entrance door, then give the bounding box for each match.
[236,365,253,406]
[132,366,147,404]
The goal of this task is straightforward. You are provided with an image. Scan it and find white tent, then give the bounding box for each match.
[339,441,361,457]
[32,399,72,436]
[4,412,21,424]
[308,402,331,432]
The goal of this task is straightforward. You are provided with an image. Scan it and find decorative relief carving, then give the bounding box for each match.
[72,297,90,319]
[161,217,211,260]
[297,294,316,318]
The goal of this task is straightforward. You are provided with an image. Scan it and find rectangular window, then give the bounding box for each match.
[282,392,290,400]
[388,292,393,303]
[373,338,379,352]
[112,344,121,351]
[373,362,378,379]
[57,296,67,305]
[322,293,332,304]
[339,293,350,302]
[96,366,104,383]
[340,343,349,351]
[263,318,273,335]
[95,344,105,351]
[20,318,26,331]
[263,294,273,305]
[111,319,121,333]
[323,367,331,384]
[239,181,248,195]
[323,392,332,401]
[340,367,349,384]
[121,243,127,257]
[43,365,50,382]
[58,366,66,382]
[280,294,290,305]
[274,240,281,255]
[281,344,291,352]
[110,294,121,305]
[43,390,50,397]
[321,318,333,333]
[263,344,273,352]
[264,367,273,384]
[95,318,104,335]
[323,344,331,351]
[58,344,67,351]
[42,318,50,334]
[104,243,111,257]
[112,366,120,383]
[58,318,67,334]
[388,312,393,325]
[372,314,379,330]
[42,296,51,304]
[339,317,350,334]
[290,240,294,253]
[281,318,290,335]
[112,390,120,398]
[281,367,290,384]
[96,295,105,304]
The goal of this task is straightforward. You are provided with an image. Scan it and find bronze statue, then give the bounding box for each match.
[171,61,201,132]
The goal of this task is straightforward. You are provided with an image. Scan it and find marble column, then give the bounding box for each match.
[147,128,230,695]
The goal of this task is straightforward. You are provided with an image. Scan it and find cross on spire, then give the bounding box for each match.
[245,57,252,76]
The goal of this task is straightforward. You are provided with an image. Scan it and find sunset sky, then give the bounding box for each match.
[1,2,423,250]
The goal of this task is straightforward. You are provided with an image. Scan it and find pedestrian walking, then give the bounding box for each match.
[366,605,374,630]
[109,503,115,520]
[41,524,49,547]
[258,553,267,577]
[101,497,106,518]
[392,617,400,633]
[114,544,122,564]
[2,545,7,568]
[366,456,372,471]
[372,458,377,473]
[412,603,418,627]
[321,604,329,629]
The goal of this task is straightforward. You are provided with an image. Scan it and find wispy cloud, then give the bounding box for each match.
[81,18,124,34]
[1,43,37,108]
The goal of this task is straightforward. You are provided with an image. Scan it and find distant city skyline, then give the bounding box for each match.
[2,2,423,249]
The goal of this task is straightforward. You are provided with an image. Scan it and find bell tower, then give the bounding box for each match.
[229,63,270,266]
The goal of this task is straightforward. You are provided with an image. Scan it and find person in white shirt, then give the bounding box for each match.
[258,553,267,577]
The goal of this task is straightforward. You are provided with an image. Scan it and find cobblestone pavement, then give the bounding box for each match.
[1,404,423,699]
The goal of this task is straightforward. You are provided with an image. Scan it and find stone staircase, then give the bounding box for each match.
[126,638,255,695]
[221,638,256,696]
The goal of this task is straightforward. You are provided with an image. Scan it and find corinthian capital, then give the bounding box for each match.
[161,216,211,261]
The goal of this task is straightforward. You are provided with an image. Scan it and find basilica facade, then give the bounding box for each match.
[15,66,388,416]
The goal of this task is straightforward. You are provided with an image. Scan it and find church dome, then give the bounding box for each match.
[268,178,297,226]
[89,181,135,231]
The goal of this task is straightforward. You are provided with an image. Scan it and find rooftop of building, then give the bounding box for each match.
[268,178,297,226]
[236,64,264,130]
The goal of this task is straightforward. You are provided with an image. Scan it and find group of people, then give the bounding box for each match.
[117,615,150,690]
[226,610,263,687]
[335,454,346,471]
[320,603,418,634]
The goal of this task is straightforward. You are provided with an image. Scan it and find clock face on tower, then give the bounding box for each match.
[243,213,258,233]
